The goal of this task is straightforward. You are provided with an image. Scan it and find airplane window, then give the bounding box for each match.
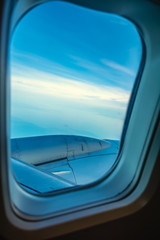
[9,1,142,194]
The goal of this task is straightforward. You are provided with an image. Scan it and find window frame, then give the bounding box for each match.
[0,0,160,239]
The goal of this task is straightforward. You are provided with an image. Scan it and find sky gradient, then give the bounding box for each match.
[10,1,142,140]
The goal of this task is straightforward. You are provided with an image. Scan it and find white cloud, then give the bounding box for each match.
[11,66,130,106]
[101,58,135,76]
[11,64,129,139]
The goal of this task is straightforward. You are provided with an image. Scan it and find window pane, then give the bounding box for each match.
[10,1,142,194]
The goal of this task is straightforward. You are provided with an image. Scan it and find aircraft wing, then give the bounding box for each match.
[11,135,120,193]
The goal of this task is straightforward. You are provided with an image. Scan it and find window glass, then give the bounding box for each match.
[10,1,142,194]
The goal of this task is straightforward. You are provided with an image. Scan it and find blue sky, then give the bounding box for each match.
[10,1,142,140]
